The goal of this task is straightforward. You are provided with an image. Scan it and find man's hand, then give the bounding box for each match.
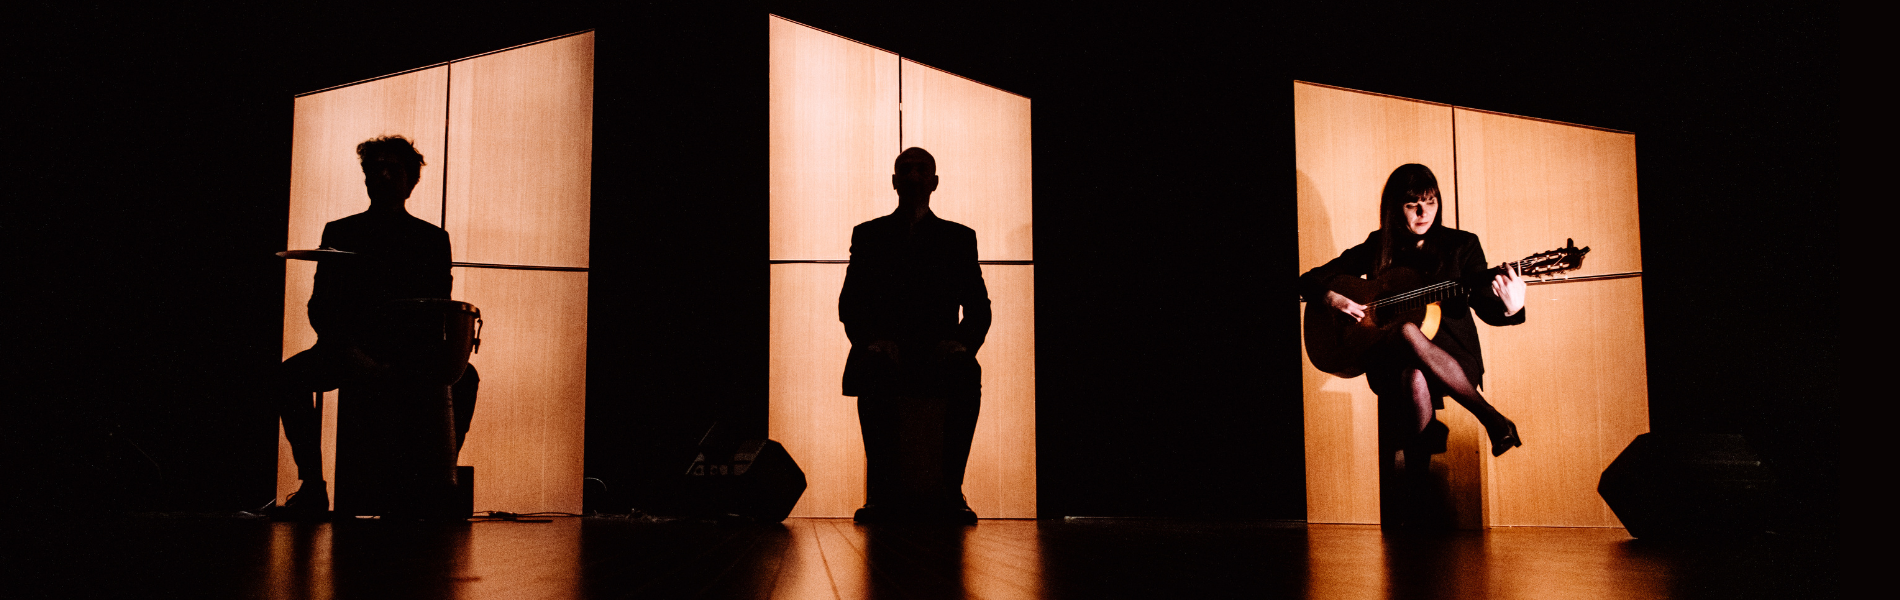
[1326,290,1367,323]
[937,339,969,359]
[329,342,391,377]
[1494,262,1526,316]
[868,340,901,365]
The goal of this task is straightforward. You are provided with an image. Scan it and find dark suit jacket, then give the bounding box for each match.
[1298,226,1525,390]
[840,210,991,398]
[308,210,452,346]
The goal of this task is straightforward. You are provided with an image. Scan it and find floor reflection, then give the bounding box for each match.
[60,514,1803,599]
[265,522,334,600]
[1304,524,1387,598]
[265,518,580,600]
[777,519,1045,599]
[1304,525,1687,600]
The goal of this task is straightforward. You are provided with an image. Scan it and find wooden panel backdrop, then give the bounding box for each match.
[445,32,594,269]
[966,265,1036,518]
[768,15,900,261]
[1294,81,1454,525]
[449,268,589,514]
[1454,108,1647,527]
[279,33,592,515]
[768,263,861,517]
[278,66,449,505]
[767,16,898,518]
[768,16,1035,518]
[899,59,1034,261]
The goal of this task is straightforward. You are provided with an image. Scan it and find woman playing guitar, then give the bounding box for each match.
[1299,164,1527,480]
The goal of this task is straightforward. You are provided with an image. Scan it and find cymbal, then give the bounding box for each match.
[277,249,357,261]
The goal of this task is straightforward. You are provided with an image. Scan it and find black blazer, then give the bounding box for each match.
[839,210,992,398]
[1298,226,1525,389]
[308,210,452,345]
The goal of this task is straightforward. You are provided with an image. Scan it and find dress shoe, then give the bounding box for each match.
[1488,417,1523,457]
[265,481,330,521]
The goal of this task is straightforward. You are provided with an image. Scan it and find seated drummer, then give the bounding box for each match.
[270,135,478,519]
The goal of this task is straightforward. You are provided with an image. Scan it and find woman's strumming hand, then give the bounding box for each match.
[1326,290,1367,323]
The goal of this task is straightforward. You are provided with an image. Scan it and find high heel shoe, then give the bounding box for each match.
[1487,417,1523,457]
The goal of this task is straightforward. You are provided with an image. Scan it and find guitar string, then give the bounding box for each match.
[1366,258,1539,309]
[1370,258,1527,308]
[1370,256,1544,308]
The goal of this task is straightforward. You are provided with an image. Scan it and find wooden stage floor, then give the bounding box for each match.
[11,514,1831,598]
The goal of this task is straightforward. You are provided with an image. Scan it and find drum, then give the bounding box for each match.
[377,298,483,386]
[334,298,480,519]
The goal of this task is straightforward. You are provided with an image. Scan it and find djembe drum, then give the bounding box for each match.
[333,298,482,519]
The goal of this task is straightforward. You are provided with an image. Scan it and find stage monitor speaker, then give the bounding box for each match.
[1598,433,1776,539]
[683,439,807,523]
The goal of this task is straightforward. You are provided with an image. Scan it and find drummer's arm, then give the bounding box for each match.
[308,267,343,343]
[308,225,351,344]
[434,229,453,298]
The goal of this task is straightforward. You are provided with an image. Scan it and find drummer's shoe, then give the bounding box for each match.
[266,481,330,521]
[855,498,978,525]
[947,495,978,526]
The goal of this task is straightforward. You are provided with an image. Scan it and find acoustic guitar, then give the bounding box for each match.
[1302,239,1590,378]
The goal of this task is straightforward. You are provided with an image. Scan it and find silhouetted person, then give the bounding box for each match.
[1298,163,1525,527]
[841,147,991,524]
[270,135,478,519]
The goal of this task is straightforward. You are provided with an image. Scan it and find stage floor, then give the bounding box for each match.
[11,514,1830,598]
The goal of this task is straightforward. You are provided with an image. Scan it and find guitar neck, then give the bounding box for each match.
[1365,258,1531,311]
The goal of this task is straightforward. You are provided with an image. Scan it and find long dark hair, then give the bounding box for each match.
[1376,163,1444,275]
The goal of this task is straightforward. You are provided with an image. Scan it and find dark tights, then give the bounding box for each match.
[1386,323,1508,444]
[1377,323,1518,526]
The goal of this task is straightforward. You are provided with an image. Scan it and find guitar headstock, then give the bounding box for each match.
[1518,238,1590,278]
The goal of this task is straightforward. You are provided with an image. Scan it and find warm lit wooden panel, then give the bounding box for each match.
[769,15,901,261]
[1298,312,1383,524]
[1295,81,1455,274]
[965,265,1035,518]
[444,32,594,268]
[768,263,860,517]
[1476,277,1648,527]
[450,267,589,514]
[281,259,319,367]
[900,59,1033,261]
[287,66,449,248]
[1295,81,1454,524]
[1438,403,1488,530]
[1453,109,1640,276]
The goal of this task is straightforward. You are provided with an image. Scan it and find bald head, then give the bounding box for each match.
[892,147,939,207]
[895,147,936,174]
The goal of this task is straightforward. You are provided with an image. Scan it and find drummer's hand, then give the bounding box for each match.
[1326,290,1367,323]
[937,339,969,359]
[1494,262,1526,316]
[868,339,901,365]
[340,344,391,376]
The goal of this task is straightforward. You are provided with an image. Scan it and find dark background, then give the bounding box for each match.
[9,2,1834,533]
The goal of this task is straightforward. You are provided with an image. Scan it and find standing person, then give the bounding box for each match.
[840,147,992,525]
[1298,163,1525,525]
[269,135,479,519]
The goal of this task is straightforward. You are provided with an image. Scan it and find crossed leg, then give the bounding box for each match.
[1390,322,1522,456]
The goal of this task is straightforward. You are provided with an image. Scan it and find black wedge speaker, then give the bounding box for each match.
[1598,433,1776,539]
[682,439,807,522]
